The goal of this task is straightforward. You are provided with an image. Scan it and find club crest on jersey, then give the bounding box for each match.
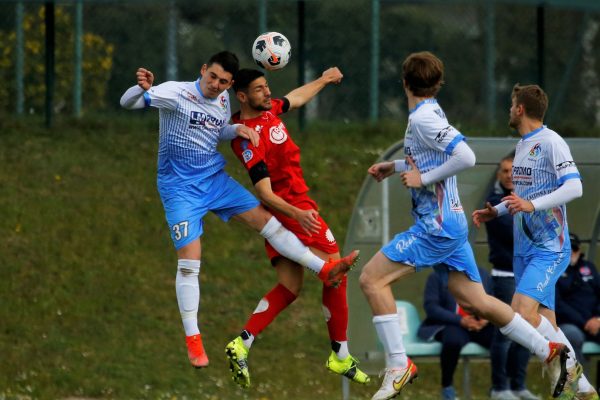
[269,122,288,144]
[219,95,228,112]
[528,143,542,158]
[242,149,253,163]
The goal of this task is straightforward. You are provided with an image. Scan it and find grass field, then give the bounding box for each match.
[0,115,588,399]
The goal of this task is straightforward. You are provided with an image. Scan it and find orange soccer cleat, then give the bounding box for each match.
[186,334,209,368]
[545,342,570,398]
[318,250,360,287]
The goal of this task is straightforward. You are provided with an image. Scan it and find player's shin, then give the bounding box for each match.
[500,313,552,359]
[176,259,201,336]
[259,216,324,273]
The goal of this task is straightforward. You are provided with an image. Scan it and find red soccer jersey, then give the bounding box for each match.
[231,98,309,202]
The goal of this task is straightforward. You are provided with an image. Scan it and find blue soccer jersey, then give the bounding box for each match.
[512,126,581,255]
[143,80,237,189]
[401,99,469,239]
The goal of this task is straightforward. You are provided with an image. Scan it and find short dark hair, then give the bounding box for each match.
[511,84,548,121]
[207,51,239,76]
[402,51,445,97]
[233,68,265,92]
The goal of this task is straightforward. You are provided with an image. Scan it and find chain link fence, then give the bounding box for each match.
[0,0,599,129]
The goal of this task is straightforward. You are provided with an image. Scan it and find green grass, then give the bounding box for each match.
[0,115,590,399]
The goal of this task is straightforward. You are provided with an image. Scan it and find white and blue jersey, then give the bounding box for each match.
[511,126,581,309]
[144,79,258,249]
[512,126,581,255]
[381,99,480,282]
[144,80,237,190]
[402,99,468,239]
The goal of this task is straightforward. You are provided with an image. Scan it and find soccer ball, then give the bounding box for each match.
[252,32,291,71]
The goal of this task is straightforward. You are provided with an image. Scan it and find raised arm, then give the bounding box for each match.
[120,68,154,109]
[285,67,343,110]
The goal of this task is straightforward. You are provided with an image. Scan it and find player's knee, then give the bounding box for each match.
[358,271,376,295]
[178,259,200,276]
[283,281,302,297]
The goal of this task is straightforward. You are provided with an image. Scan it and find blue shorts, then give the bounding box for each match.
[513,251,570,310]
[381,225,481,282]
[158,171,259,249]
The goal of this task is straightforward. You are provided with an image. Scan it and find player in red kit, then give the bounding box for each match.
[225,67,369,388]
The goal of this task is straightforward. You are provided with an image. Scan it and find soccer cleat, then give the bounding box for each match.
[555,362,583,400]
[225,336,250,388]
[325,351,370,384]
[186,334,209,368]
[371,358,418,400]
[544,342,570,398]
[318,250,360,288]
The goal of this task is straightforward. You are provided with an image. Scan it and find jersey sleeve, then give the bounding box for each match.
[231,136,266,171]
[413,113,465,155]
[144,81,180,110]
[551,138,581,185]
[271,98,290,116]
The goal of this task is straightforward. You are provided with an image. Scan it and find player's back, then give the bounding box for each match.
[402,99,468,239]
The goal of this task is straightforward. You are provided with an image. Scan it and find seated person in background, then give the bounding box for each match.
[556,233,600,400]
[418,266,494,400]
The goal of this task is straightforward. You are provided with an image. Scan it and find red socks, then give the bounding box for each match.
[244,283,297,336]
[322,275,349,342]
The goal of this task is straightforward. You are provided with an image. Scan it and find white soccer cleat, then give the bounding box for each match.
[371,358,418,400]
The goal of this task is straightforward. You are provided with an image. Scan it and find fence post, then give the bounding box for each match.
[370,0,380,122]
[485,0,496,128]
[258,0,267,34]
[73,0,83,117]
[45,1,55,128]
[166,0,178,81]
[15,1,24,115]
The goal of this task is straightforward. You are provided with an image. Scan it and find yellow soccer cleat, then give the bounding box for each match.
[225,336,250,388]
[326,351,370,384]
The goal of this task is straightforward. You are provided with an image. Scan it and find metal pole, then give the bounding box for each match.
[15,1,24,115]
[166,0,178,81]
[297,0,305,131]
[45,1,55,128]
[73,0,83,117]
[485,0,496,128]
[258,0,267,34]
[370,0,380,122]
[537,5,545,88]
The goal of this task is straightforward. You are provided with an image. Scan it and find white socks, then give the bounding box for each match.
[260,216,325,273]
[176,259,201,336]
[500,313,550,360]
[373,314,407,368]
[336,341,350,359]
[536,315,578,369]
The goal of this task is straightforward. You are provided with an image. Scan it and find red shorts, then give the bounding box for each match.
[265,196,339,262]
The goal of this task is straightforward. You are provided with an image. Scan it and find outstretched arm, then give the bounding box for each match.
[285,67,343,110]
